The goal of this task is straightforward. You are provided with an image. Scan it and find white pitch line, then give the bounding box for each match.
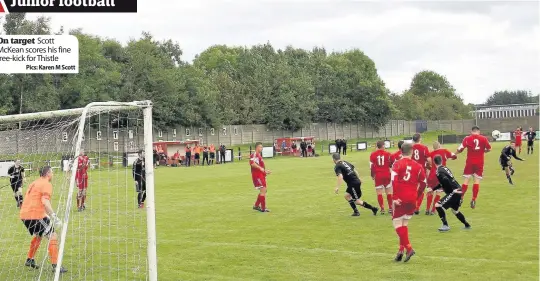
[178,240,538,266]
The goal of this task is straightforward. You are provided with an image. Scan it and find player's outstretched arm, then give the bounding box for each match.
[512,151,524,161]
[335,174,343,194]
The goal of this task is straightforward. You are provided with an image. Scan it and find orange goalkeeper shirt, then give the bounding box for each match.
[20,177,53,220]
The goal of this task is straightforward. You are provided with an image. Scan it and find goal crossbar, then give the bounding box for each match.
[0,100,153,123]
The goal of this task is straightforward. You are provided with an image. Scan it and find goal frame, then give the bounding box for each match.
[0,101,158,281]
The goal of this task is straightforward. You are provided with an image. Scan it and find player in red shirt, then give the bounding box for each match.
[411,133,431,214]
[514,127,523,154]
[390,140,404,168]
[391,143,426,262]
[250,142,271,212]
[76,150,90,212]
[370,141,393,214]
[456,126,491,209]
[425,142,457,215]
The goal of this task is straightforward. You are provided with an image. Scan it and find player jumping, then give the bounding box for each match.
[76,150,90,212]
[500,141,525,185]
[333,153,378,217]
[425,142,457,215]
[411,133,431,215]
[8,159,25,208]
[525,127,536,154]
[370,141,393,214]
[432,155,471,232]
[250,142,271,212]
[391,143,426,262]
[133,150,146,208]
[456,126,491,209]
[514,127,523,154]
[20,166,67,273]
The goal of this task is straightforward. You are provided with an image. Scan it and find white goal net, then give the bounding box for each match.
[0,101,157,281]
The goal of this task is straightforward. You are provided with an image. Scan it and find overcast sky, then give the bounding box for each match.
[27,1,540,104]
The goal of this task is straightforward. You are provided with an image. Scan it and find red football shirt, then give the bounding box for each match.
[412,143,430,168]
[391,158,426,202]
[249,152,265,178]
[428,148,456,181]
[369,149,392,178]
[514,130,522,141]
[389,150,402,167]
[458,134,491,164]
[76,155,89,178]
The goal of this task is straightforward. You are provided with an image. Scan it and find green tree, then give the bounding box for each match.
[485,90,537,105]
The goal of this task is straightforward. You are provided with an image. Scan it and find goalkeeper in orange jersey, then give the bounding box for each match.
[20,166,67,273]
[76,150,90,212]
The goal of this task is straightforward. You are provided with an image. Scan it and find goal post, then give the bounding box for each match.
[0,100,157,281]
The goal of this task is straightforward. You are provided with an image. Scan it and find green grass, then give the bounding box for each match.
[0,138,538,281]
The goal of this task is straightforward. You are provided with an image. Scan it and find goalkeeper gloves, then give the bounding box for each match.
[50,213,62,227]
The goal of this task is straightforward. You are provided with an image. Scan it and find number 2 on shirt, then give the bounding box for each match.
[473,139,480,150]
[403,166,411,180]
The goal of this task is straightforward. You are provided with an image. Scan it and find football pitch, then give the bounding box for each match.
[0,141,538,281]
[157,141,538,281]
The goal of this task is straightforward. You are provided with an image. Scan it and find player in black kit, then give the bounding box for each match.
[524,127,536,154]
[432,155,471,232]
[8,159,25,208]
[132,150,146,208]
[500,141,525,185]
[332,153,378,216]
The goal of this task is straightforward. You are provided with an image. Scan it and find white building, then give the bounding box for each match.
[471,103,539,119]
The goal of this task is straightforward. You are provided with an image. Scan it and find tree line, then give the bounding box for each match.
[0,14,536,131]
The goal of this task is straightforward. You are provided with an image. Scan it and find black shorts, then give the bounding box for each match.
[346,183,362,200]
[438,192,461,211]
[528,140,534,147]
[499,157,510,169]
[11,181,22,192]
[195,153,200,159]
[135,180,146,193]
[210,152,215,159]
[22,217,53,237]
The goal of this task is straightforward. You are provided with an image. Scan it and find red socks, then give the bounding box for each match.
[254,195,261,207]
[395,226,412,252]
[472,184,480,201]
[260,195,266,210]
[426,193,433,211]
[431,195,441,212]
[377,194,384,209]
[461,184,468,198]
[416,193,425,211]
[386,194,393,210]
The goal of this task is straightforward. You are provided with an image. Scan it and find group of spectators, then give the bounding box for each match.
[288,140,316,157]
[153,144,228,168]
[335,139,348,155]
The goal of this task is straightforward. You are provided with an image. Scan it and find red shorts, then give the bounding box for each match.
[515,139,522,146]
[392,201,416,220]
[252,177,267,189]
[463,163,484,179]
[77,177,88,189]
[374,177,391,189]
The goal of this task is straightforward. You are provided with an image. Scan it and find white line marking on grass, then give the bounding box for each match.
[178,241,537,266]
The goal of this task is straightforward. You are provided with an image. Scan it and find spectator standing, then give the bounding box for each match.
[300,139,307,157]
[209,144,216,165]
[202,146,209,165]
[219,144,226,164]
[185,145,192,167]
[342,139,347,155]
